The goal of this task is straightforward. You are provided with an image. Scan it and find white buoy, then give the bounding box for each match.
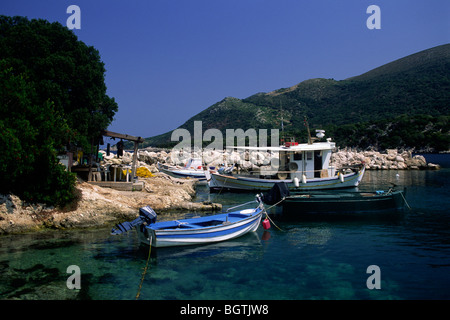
[293,177,299,187]
[302,174,307,184]
[339,172,344,183]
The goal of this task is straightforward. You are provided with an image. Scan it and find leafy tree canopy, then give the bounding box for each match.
[0,16,118,206]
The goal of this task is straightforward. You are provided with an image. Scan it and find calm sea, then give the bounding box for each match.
[1,154,449,301]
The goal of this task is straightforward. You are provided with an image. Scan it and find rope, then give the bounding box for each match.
[262,198,286,232]
[399,191,412,210]
[216,176,229,196]
[263,210,284,232]
[207,176,227,204]
[264,197,286,211]
[135,235,152,300]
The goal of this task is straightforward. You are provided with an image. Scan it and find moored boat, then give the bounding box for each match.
[262,182,407,214]
[111,198,264,248]
[205,133,365,191]
[157,158,207,181]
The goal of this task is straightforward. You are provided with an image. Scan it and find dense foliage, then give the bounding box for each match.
[326,114,450,152]
[0,16,118,206]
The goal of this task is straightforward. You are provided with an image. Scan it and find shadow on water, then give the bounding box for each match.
[272,208,407,224]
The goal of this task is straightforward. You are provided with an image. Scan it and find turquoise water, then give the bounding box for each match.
[1,156,449,300]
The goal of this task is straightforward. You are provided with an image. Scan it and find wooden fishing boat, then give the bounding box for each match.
[282,189,406,213]
[111,199,264,248]
[262,182,407,213]
[206,166,365,192]
[205,137,365,191]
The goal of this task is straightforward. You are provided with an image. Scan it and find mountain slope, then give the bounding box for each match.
[141,44,450,151]
[349,43,450,81]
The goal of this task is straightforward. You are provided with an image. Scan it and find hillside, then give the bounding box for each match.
[140,44,450,152]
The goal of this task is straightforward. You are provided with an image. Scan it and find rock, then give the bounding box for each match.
[413,155,426,165]
[397,162,408,170]
[239,160,253,172]
[121,152,133,165]
[109,158,122,165]
[386,149,398,160]
[401,151,412,160]
[331,149,437,170]
[406,155,427,168]
[427,163,441,170]
[395,155,404,163]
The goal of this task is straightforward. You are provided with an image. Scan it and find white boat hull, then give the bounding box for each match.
[206,166,365,191]
[137,209,263,247]
[157,162,206,180]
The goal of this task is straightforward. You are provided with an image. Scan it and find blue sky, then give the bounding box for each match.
[2,0,449,139]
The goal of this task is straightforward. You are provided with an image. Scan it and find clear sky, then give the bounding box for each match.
[2,0,449,139]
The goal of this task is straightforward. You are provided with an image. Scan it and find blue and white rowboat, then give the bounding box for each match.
[111,199,264,248]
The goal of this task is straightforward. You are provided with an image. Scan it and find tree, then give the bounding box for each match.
[0,63,76,205]
[0,15,118,152]
[0,16,118,206]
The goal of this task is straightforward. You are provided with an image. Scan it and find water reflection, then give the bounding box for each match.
[147,231,264,261]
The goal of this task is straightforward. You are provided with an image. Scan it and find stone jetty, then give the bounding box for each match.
[331,149,440,170]
[134,147,441,172]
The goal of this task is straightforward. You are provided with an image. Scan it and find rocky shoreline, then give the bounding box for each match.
[331,149,441,170]
[0,174,221,235]
[0,147,440,235]
[136,147,441,171]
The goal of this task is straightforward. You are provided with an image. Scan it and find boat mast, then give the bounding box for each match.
[280,102,285,145]
[304,116,313,145]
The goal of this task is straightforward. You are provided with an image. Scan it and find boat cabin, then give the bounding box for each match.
[234,137,337,181]
[279,141,336,180]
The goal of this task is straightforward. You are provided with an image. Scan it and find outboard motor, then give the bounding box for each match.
[261,182,290,205]
[111,205,157,235]
[139,205,157,224]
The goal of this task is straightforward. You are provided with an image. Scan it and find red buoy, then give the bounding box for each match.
[262,218,271,230]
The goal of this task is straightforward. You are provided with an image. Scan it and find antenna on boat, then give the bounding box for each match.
[280,102,285,145]
[304,116,313,145]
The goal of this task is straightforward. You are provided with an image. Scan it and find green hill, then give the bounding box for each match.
[141,44,450,152]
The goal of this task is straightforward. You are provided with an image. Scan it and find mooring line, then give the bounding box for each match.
[135,235,152,300]
[261,197,286,232]
[263,209,285,232]
[400,191,412,210]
